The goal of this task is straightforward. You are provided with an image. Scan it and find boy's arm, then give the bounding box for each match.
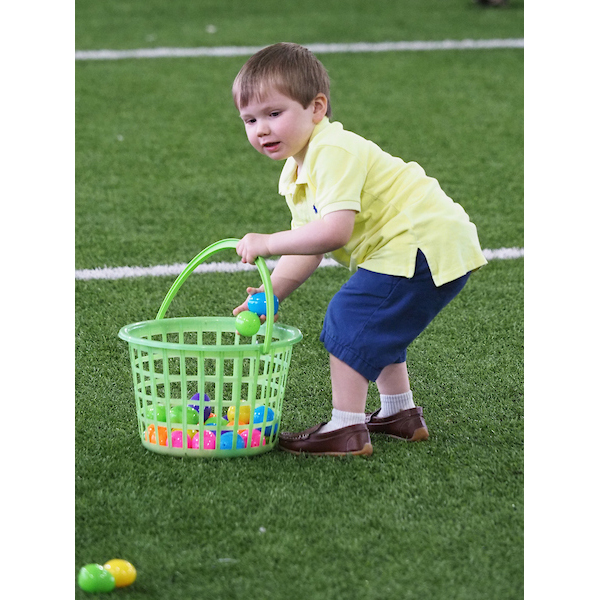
[236,210,356,265]
[270,254,325,302]
[233,209,355,317]
[232,254,323,317]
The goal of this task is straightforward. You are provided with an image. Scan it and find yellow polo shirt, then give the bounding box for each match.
[278,118,487,286]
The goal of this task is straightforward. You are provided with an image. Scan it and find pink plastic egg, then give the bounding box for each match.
[240,428,266,448]
[191,430,216,450]
[171,430,192,448]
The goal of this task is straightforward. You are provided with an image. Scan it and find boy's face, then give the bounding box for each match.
[238,89,327,168]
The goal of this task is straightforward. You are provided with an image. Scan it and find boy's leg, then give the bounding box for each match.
[375,362,410,395]
[330,354,369,413]
[316,355,370,434]
[277,354,373,455]
[279,252,469,453]
[367,361,428,441]
[375,362,415,416]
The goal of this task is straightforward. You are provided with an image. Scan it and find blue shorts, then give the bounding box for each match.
[320,250,470,381]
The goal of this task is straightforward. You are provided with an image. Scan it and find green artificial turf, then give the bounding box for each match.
[75,259,523,600]
[76,0,523,51]
[75,2,523,597]
[76,48,523,269]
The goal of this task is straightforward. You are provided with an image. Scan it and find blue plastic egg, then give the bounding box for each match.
[220,431,245,450]
[247,292,279,317]
[253,406,278,436]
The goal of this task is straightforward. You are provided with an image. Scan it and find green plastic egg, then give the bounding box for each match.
[169,404,200,425]
[145,404,166,422]
[235,311,261,337]
[77,563,116,593]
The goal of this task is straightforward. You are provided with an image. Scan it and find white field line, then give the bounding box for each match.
[75,247,524,281]
[75,38,524,61]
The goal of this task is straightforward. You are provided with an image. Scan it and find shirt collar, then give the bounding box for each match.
[278,117,331,195]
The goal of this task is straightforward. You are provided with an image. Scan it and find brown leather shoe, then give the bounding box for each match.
[278,423,373,456]
[365,407,429,441]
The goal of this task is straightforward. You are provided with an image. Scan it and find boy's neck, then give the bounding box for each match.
[292,116,330,177]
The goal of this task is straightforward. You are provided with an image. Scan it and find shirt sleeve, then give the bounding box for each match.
[308,145,365,216]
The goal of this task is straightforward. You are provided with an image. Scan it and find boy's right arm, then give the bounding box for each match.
[234,210,355,317]
[232,254,323,318]
[270,253,324,301]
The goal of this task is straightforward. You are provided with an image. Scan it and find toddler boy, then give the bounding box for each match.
[232,43,487,456]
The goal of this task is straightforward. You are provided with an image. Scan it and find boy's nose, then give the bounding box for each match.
[257,119,270,136]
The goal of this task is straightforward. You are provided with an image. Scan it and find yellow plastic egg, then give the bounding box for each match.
[227,405,251,424]
[103,559,137,588]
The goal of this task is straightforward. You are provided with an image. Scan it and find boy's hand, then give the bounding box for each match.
[232,285,262,317]
[236,233,271,264]
[232,285,278,323]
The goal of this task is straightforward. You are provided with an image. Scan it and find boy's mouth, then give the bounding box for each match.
[263,141,281,152]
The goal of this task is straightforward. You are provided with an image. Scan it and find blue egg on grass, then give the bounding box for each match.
[247,292,279,317]
[220,431,245,450]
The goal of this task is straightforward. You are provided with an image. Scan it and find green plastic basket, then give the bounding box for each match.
[118,239,303,458]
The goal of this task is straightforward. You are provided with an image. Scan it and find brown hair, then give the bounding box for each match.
[232,42,332,117]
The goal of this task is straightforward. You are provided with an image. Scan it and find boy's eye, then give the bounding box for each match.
[244,118,256,124]
[270,111,281,117]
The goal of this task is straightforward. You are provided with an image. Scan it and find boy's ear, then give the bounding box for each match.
[312,93,328,123]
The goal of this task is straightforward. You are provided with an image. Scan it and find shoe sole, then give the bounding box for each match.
[279,442,374,457]
[369,427,429,442]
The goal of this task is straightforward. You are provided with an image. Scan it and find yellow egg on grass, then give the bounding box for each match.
[103,559,136,588]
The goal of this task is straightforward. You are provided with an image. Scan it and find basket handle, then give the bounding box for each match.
[155,238,276,354]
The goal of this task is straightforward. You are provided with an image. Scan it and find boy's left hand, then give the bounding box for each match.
[232,285,263,317]
[232,285,279,323]
[236,233,271,264]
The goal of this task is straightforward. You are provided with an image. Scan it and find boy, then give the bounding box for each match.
[231,43,487,456]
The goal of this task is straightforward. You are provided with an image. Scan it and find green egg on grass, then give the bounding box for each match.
[77,563,116,593]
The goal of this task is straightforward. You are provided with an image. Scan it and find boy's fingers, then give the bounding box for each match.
[232,302,248,316]
[257,313,279,323]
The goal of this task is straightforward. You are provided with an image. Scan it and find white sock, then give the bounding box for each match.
[319,408,366,433]
[377,391,415,418]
